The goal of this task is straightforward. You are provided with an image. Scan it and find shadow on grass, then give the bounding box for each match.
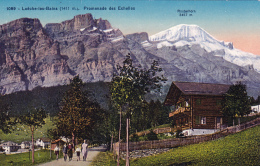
[168,161,192,166]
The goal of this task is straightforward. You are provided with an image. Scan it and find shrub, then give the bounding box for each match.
[130,133,139,142]
[145,130,158,140]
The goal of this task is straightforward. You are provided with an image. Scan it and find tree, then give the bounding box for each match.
[19,108,46,164]
[0,99,17,134]
[130,101,150,133]
[47,128,60,141]
[222,82,251,126]
[110,54,166,166]
[88,108,109,145]
[130,100,170,134]
[0,103,11,133]
[56,75,101,148]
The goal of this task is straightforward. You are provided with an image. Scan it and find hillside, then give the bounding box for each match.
[0,82,110,116]
[92,125,260,166]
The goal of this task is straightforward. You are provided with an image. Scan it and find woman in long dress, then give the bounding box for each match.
[68,143,73,161]
[81,140,88,161]
[54,145,59,160]
[63,144,68,161]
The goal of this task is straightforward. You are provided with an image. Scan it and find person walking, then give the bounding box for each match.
[75,146,81,161]
[54,145,59,160]
[68,143,73,161]
[63,144,68,161]
[81,140,88,161]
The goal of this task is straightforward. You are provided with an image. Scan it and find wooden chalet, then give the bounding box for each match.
[164,82,230,135]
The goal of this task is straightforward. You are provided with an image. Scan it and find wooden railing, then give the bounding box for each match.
[169,107,191,117]
[113,117,260,155]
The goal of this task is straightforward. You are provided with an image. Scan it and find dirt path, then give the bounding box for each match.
[38,145,107,166]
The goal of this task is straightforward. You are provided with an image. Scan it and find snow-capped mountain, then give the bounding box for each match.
[149,24,260,72]
[1,15,260,98]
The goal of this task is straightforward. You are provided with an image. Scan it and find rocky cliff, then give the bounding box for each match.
[0,18,72,94]
[0,14,260,98]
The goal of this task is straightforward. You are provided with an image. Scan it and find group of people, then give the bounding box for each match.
[54,140,89,162]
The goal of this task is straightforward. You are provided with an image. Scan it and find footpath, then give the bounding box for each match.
[38,145,107,166]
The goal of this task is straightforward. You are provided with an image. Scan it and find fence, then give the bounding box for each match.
[113,117,260,154]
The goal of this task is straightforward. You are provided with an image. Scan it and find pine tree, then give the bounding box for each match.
[0,102,11,133]
[222,82,251,125]
[56,75,100,148]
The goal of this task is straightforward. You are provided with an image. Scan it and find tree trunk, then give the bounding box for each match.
[76,138,78,151]
[50,139,52,158]
[72,130,75,151]
[126,118,129,166]
[31,128,35,164]
[110,133,113,152]
[117,108,122,166]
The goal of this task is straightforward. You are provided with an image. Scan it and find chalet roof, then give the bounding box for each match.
[174,82,230,95]
[39,137,51,143]
[51,139,66,144]
[0,141,19,146]
[164,81,230,106]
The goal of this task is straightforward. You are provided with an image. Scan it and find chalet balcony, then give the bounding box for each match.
[169,107,191,117]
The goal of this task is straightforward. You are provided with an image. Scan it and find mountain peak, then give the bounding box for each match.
[174,24,200,28]
[149,24,218,44]
[0,18,43,37]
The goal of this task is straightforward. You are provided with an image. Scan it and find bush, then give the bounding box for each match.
[145,130,158,140]
[157,133,175,140]
[130,133,139,142]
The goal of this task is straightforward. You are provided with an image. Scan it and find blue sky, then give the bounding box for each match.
[1,0,260,54]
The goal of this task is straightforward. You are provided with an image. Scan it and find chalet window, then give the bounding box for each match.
[201,117,206,124]
[195,99,201,105]
[195,116,206,124]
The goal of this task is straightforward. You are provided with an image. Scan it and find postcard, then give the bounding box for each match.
[0,0,260,165]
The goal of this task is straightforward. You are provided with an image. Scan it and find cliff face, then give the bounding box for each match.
[0,18,72,94]
[44,13,125,83]
[44,13,112,38]
[0,13,260,98]
[0,14,125,95]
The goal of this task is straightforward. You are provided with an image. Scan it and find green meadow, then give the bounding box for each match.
[0,117,55,143]
[0,149,63,166]
[92,125,260,166]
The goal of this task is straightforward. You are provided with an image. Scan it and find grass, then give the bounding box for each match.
[137,132,175,141]
[0,117,55,143]
[91,151,120,166]
[0,149,63,166]
[142,123,172,132]
[92,125,260,166]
